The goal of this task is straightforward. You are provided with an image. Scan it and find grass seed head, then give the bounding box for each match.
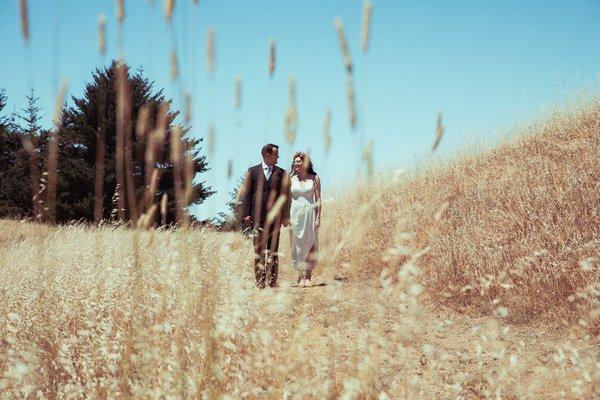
[184,91,192,123]
[208,125,216,155]
[98,14,107,55]
[206,28,216,75]
[164,0,175,21]
[170,49,178,82]
[361,0,372,53]
[19,0,29,42]
[269,38,276,77]
[432,111,445,151]
[334,18,353,74]
[234,75,242,110]
[346,74,357,129]
[136,105,150,138]
[323,109,332,153]
[284,75,298,145]
[116,0,125,24]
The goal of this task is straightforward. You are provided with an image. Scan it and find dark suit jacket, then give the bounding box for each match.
[242,164,290,228]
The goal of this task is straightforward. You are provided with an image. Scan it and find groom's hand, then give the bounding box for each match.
[243,215,253,224]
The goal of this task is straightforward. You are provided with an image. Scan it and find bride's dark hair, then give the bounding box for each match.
[290,151,317,176]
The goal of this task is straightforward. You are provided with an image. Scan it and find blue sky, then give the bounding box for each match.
[2,0,600,219]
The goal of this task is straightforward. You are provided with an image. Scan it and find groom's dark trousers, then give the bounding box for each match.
[242,164,290,288]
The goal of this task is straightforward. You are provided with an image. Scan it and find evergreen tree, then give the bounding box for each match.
[19,88,42,137]
[56,61,213,224]
[0,89,32,217]
[17,88,47,220]
[0,89,7,127]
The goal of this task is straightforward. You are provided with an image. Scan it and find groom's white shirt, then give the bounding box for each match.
[261,161,273,181]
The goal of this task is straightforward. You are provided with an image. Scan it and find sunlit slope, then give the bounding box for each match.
[321,100,600,323]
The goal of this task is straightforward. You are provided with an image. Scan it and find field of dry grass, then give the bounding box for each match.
[1,101,600,398]
[322,99,600,327]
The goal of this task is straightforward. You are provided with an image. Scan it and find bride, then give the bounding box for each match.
[289,152,321,287]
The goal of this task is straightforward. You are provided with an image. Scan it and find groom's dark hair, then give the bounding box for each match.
[261,143,279,158]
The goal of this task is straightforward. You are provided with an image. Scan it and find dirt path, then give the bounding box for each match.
[216,238,599,399]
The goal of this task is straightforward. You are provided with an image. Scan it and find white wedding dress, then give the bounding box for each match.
[289,175,318,271]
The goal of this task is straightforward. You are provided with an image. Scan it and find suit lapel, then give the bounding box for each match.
[267,166,279,187]
[256,164,269,189]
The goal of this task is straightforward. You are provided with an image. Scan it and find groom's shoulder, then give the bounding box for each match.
[248,164,261,172]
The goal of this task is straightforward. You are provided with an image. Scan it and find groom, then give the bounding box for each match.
[242,144,291,288]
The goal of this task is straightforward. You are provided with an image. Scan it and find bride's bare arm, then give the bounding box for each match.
[314,175,321,228]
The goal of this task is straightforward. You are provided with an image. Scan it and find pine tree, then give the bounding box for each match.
[56,61,213,224]
[17,88,47,219]
[0,89,7,128]
[19,88,42,137]
[0,89,33,218]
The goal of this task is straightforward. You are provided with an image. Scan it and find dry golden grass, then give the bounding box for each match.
[1,100,600,398]
[322,99,600,327]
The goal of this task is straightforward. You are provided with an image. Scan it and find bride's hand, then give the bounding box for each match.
[315,218,320,229]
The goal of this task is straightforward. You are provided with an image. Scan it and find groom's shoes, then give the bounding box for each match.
[255,256,279,289]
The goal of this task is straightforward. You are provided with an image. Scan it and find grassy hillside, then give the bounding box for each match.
[321,100,600,325]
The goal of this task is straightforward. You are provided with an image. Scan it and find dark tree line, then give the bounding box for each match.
[0,61,213,225]
[0,88,43,218]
